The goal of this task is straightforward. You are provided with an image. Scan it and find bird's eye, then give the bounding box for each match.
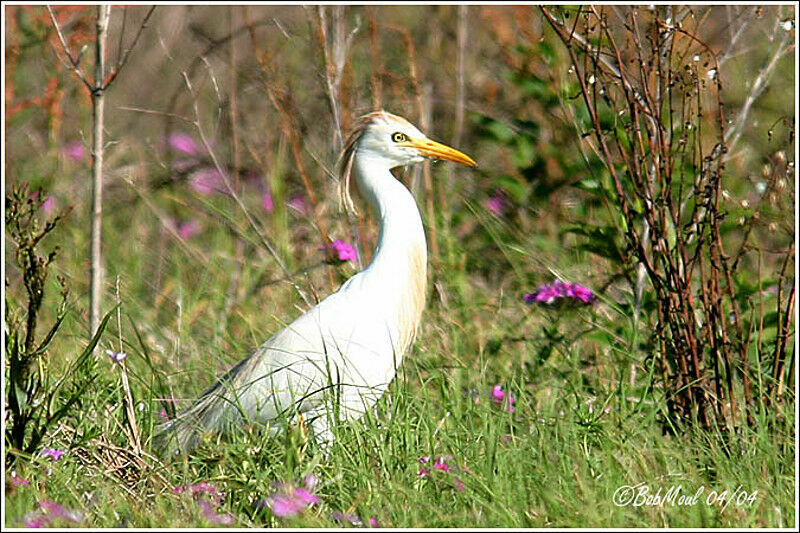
[391,132,408,143]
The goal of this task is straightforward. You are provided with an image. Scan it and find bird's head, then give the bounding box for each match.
[339,110,476,214]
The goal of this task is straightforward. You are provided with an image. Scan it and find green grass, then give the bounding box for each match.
[4,191,796,526]
[4,139,795,529]
[4,4,795,529]
[5,322,795,528]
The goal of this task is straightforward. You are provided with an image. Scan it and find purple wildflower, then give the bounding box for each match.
[10,474,30,486]
[261,192,275,213]
[167,133,199,156]
[178,219,202,239]
[369,517,379,527]
[418,456,453,476]
[491,384,516,413]
[266,492,318,518]
[261,477,320,518]
[432,457,452,472]
[524,280,596,307]
[188,167,225,195]
[40,195,56,216]
[485,192,509,216]
[288,195,308,214]
[332,511,363,526]
[322,239,358,263]
[23,516,48,528]
[294,488,319,505]
[197,500,234,525]
[105,349,127,364]
[22,500,83,528]
[40,449,66,462]
[38,500,82,521]
[416,456,469,493]
[173,482,225,506]
[164,218,202,240]
[61,141,85,162]
[302,474,319,491]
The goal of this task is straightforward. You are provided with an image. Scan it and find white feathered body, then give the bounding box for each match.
[156,147,427,454]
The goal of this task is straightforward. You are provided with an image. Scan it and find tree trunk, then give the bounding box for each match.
[89,5,110,341]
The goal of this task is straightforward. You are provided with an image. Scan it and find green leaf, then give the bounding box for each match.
[563,223,624,263]
[49,306,115,399]
[575,178,601,193]
[28,308,68,359]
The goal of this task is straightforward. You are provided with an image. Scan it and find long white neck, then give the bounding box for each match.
[353,153,427,353]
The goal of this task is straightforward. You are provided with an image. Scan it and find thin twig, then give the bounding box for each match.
[114,277,142,456]
[181,70,314,308]
[104,6,157,86]
[723,29,792,153]
[46,6,92,91]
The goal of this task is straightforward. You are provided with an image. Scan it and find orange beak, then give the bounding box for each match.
[402,137,477,167]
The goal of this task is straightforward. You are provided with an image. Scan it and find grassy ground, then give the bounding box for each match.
[4,4,796,529]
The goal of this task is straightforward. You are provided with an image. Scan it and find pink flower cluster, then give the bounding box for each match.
[22,499,83,528]
[524,280,596,306]
[167,133,199,156]
[188,167,225,195]
[40,448,66,461]
[491,384,516,413]
[288,195,308,214]
[322,239,358,264]
[260,475,320,518]
[261,192,275,213]
[61,140,85,162]
[417,456,468,492]
[164,218,202,240]
[10,473,30,486]
[31,192,57,216]
[173,481,225,505]
[196,500,234,525]
[484,192,510,216]
[173,482,233,525]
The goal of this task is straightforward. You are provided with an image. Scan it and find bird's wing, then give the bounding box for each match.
[154,286,397,454]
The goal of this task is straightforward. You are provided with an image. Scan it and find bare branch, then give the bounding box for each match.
[117,105,194,125]
[47,5,92,91]
[313,6,360,155]
[104,6,157,87]
[724,30,792,154]
[718,6,758,67]
[452,5,467,148]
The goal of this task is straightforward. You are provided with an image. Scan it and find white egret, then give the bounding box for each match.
[154,111,476,455]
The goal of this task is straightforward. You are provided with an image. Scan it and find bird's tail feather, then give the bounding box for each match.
[152,385,232,456]
[152,353,261,456]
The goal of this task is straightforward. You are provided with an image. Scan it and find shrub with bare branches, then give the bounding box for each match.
[541,5,794,430]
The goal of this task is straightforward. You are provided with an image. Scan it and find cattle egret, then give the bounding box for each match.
[155,111,476,455]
